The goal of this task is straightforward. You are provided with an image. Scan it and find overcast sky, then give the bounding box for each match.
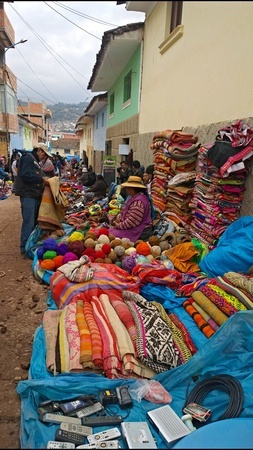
[5,1,145,105]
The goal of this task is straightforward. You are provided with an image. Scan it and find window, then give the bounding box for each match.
[159,1,184,54]
[123,70,132,103]
[170,1,183,33]
[109,92,115,115]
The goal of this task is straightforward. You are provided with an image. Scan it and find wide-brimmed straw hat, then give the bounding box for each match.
[121,175,146,189]
[33,143,52,158]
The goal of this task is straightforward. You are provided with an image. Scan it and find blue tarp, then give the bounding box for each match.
[17,301,253,448]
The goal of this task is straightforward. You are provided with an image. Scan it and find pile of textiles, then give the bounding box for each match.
[45,262,211,379]
[150,130,200,216]
[187,120,253,246]
[164,171,197,226]
[182,271,253,339]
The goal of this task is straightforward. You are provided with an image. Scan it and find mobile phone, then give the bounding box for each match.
[60,397,94,415]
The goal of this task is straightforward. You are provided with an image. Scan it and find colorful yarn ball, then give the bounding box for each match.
[40,259,55,271]
[111,238,122,248]
[101,243,111,255]
[136,255,149,264]
[53,255,64,269]
[136,242,151,256]
[114,245,125,257]
[42,237,58,252]
[69,231,84,242]
[68,240,85,257]
[43,250,57,260]
[149,236,161,246]
[122,255,136,273]
[151,245,161,257]
[82,247,95,257]
[108,250,117,262]
[98,234,110,244]
[37,246,44,260]
[115,261,122,267]
[95,250,106,260]
[99,227,109,236]
[125,247,137,256]
[84,231,97,240]
[84,238,96,248]
[57,243,69,255]
[62,252,79,264]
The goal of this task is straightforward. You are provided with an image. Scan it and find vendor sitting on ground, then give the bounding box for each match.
[85,173,108,201]
[108,175,153,242]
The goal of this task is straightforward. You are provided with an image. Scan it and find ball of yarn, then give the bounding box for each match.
[151,245,161,258]
[82,247,95,258]
[95,243,103,252]
[136,242,151,256]
[104,257,112,264]
[102,243,111,255]
[69,231,84,242]
[68,240,84,257]
[42,237,58,252]
[95,250,106,259]
[122,255,136,273]
[125,247,137,256]
[84,238,96,248]
[53,255,64,269]
[37,246,44,260]
[159,241,171,251]
[136,255,149,264]
[121,241,131,250]
[98,234,110,244]
[111,238,122,248]
[62,252,79,264]
[57,243,69,255]
[114,245,125,257]
[95,258,104,263]
[146,254,154,262]
[99,227,109,236]
[115,261,122,268]
[84,231,97,240]
[40,259,55,271]
[149,236,161,246]
[108,233,116,241]
[43,250,57,260]
[108,250,117,262]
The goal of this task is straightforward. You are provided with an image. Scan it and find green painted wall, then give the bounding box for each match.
[108,45,141,127]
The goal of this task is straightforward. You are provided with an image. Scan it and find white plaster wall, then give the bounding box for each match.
[139,1,253,133]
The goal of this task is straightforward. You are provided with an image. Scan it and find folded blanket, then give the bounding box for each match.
[65,302,83,372]
[42,309,62,374]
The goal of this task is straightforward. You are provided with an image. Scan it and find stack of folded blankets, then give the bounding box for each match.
[187,120,253,246]
[150,130,200,217]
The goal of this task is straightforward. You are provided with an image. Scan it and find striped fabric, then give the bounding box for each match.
[75,299,93,368]
[192,291,228,326]
[83,300,103,370]
[59,306,70,372]
[183,299,215,338]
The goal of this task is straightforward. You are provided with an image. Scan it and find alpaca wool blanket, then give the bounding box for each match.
[64,302,83,372]
[38,176,67,231]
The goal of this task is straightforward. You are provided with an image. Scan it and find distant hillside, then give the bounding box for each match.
[48,102,89,132]
[18,100,89,132]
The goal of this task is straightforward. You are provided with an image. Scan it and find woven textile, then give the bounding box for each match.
[199,284,238,316]
[167,313,198,355]
[183,299,215,338]
[76,299,94,369]
[90,295,123,379]
[190,300,220,331]
[109,297,137,353]
[214,276,253,309]
[42,309,62,374]
[64,302,83,372]
[224,272,253,296]
[153,301,193,364]
[59,306,70,372]
[99,294,156,379]
[192,291,228,326]
[208,283,247,311]
[123,291,180,373]
[83,300,103,369]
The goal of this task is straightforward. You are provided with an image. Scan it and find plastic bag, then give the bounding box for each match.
[128,379,172,404]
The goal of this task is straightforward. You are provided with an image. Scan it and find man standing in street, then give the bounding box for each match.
[15,144,50,258]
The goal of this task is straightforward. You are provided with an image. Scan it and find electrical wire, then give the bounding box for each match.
[183,374,244,425]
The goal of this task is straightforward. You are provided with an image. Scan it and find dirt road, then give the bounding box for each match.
[0,193,48,448]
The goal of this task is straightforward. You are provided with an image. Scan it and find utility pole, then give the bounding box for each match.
[2,39,27,169]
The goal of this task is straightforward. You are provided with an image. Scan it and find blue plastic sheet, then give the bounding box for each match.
[17,310,253,449]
